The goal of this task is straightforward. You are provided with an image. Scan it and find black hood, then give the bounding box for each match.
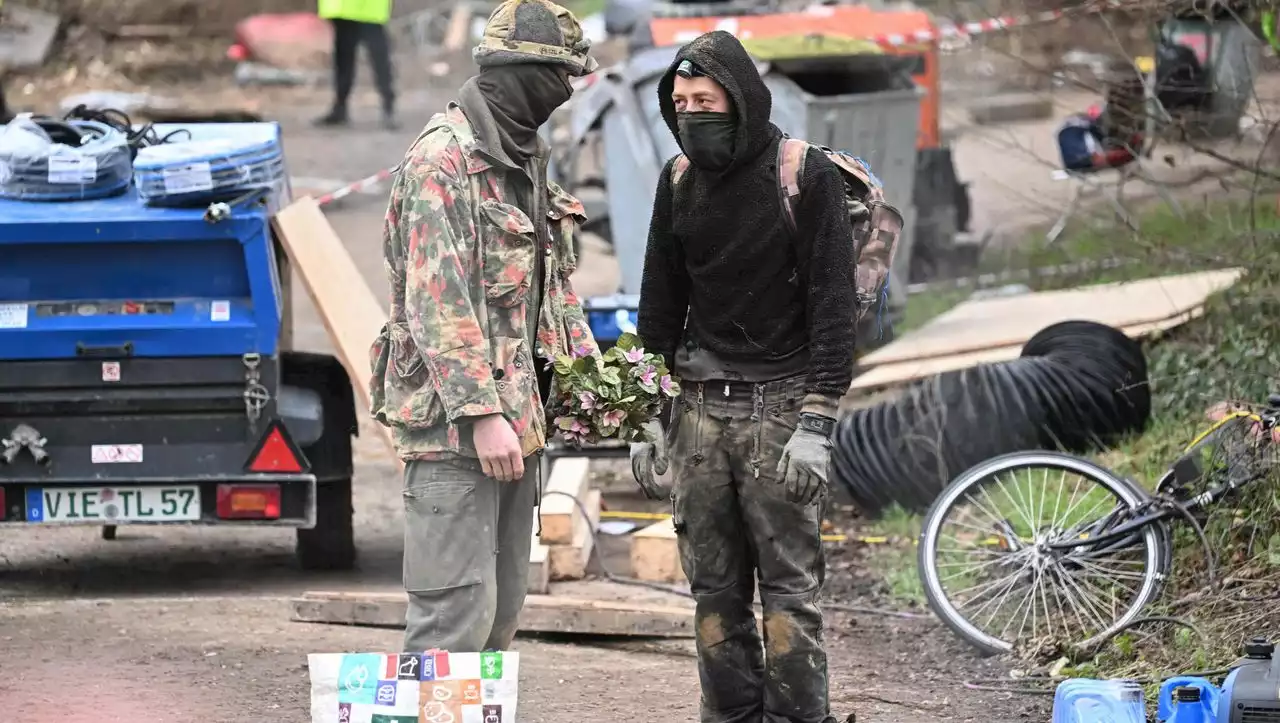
[657,30,779,174]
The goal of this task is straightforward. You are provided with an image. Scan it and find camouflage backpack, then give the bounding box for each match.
[671,137,904,326]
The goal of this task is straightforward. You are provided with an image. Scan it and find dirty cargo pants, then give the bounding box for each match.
[402,457,537,654]
[671,376,829,723]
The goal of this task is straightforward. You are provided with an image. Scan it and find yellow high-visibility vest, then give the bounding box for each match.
[318,0,393,25]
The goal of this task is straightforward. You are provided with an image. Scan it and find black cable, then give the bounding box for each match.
[833,320,1152,517]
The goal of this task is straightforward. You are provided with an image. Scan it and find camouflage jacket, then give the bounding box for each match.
[369,103,598,461]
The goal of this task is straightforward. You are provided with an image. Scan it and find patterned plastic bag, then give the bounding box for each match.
[308,650,520,723]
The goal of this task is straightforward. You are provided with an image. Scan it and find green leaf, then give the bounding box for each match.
[614,332,641,351]
[600,367,622,386]
[602,346,626,362]
[553,355,574,376]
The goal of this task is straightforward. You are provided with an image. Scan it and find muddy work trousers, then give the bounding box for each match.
[671,376,829,723]
[401,457,537,654]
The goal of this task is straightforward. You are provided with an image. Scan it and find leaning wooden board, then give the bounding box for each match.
[272,198,396,459]
[292,590,696,638]
[859,268,1244,368]
[849,307,1207,391]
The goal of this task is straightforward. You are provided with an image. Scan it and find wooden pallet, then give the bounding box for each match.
[292,589,696,638]
[630,517,686,584]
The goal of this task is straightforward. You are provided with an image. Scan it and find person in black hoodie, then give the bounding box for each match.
[630,30,856,723]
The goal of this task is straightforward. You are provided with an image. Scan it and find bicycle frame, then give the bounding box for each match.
[1048,409,1273,554]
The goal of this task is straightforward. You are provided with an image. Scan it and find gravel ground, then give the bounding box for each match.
[0,66,1057,723]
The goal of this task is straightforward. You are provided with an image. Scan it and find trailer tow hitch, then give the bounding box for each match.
[1,424,51,466]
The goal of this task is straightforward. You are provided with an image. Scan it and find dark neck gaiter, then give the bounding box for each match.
[677,111,737,172]
[475,65,573,164]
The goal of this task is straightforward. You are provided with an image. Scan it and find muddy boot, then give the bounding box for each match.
[381,111,400,131]
[313,108,349,127]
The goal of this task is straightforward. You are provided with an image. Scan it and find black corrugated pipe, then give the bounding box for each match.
[832,320,1151,517]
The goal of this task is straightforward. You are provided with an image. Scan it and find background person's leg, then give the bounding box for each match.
[360,21,398,129]
[483,457,538,650]
[402,459,501,653]
[316,18,359,126]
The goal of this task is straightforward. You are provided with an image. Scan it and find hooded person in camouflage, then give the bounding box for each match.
[369,0,599,655]
[632,30,857,723]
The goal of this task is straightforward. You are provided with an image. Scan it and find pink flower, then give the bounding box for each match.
[578,391,597,410]
[570,418,589,434]
[659,374,675,395]
[637,365,657,386]
[623,347,645,363]
[600,409,626,428]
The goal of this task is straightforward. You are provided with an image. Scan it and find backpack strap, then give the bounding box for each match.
[776,137,808,236]
[670,154,691,186]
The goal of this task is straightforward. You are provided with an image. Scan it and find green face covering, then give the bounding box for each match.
[676,111,736,171]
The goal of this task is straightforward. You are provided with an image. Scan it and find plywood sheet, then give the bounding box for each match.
[291,589,696,638]
[860,268,1243,368]
[849,307,1206,392]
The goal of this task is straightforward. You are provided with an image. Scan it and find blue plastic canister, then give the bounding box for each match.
[1052,678,1146,723]
[1157,677,1219,722]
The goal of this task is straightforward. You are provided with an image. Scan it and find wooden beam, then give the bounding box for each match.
[443,1,474,51]
[272,198,395,460]
[630,517,686,584]
[548,489,599,581]
[528,508,550,595]
[291,590,696,638]
[538,457,590,545]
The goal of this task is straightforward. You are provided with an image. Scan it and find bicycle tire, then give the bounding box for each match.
[917,450,1172,656]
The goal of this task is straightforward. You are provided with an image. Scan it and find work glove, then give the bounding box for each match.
[777,426,832,505]
[629,419,670,501]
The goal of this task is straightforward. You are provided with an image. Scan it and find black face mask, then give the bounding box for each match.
[677,111,736,171]
[476,65,574,162]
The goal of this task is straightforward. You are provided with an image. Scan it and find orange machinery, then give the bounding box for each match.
[649,4,942,150]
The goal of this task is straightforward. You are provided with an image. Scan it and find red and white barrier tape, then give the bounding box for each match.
[312,167,397,207]
[675,0,1126,51]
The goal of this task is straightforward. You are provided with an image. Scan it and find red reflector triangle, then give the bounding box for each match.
[248,427,304,473]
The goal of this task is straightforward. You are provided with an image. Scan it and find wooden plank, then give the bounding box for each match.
[291,589,696,638]
[630,517,686,584]
[528,539,550,595]
[443,1,474,51]
[528,506,549,595]
[548,489,599,581]
[848,307,1206,392]
[859,269,1243,368]
[538,457,590,545]
[271,198,395,458]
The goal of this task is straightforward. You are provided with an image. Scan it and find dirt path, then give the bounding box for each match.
[0,76,1052,723]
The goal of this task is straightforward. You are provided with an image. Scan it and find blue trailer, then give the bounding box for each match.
[0,122,358,570]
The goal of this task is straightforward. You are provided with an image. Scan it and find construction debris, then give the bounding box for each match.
[0,4,60,70]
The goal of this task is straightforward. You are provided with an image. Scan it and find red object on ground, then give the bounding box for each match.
[234,12,333,70]
[227,43,248,61]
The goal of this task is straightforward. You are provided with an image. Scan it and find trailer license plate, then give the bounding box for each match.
[25,486,201,523]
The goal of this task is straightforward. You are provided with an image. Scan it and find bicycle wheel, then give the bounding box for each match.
[918,451,1172,656]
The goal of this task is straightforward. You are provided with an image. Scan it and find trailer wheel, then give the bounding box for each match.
[296,476,355,571]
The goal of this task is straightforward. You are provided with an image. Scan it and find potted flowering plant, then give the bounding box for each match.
[549,333,680,447]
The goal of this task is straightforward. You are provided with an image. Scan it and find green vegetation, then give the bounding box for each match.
[566,0,607,20]
[854,195,1280,676]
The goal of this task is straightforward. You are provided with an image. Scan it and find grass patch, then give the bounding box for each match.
[858,196,1280,675]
